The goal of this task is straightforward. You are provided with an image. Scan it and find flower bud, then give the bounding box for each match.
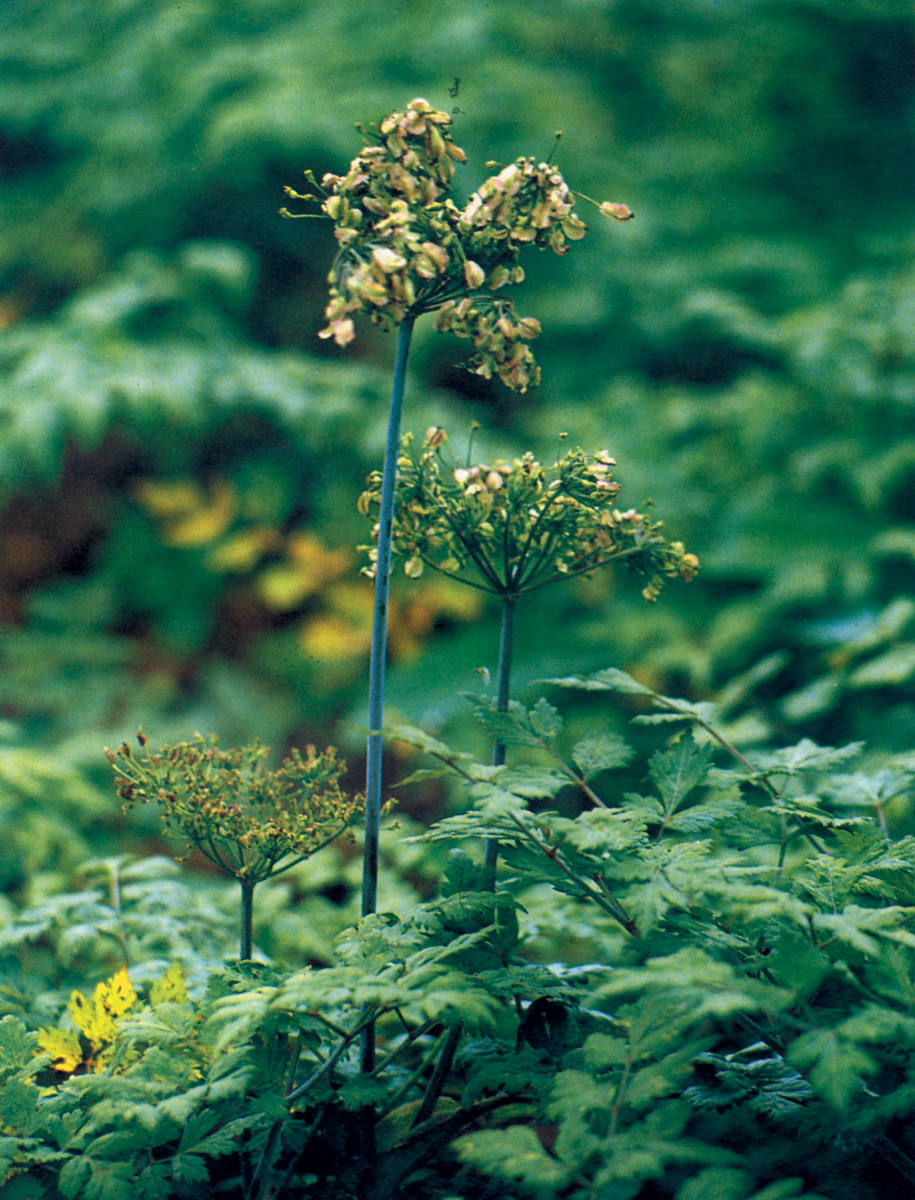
[463,260,486,289]
[599,202,635,221]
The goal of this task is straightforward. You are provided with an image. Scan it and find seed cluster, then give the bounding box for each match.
[283,98,632,393]
[109,735,364,884]
[360,429,699,600]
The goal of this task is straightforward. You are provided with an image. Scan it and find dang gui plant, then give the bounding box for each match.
[283,98,637,947]
[109,734,364,960]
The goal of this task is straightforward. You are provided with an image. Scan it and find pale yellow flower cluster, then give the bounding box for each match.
[360,429,699,599]
[284,98,631,393]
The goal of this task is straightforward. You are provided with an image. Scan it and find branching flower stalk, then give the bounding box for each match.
[285,96,635,1069]
[109,734,363,960]
[361,428,698,881]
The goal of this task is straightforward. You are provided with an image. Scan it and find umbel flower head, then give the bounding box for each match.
[109,734,365,885]
[359,428,699,601]
[282,98,633,393]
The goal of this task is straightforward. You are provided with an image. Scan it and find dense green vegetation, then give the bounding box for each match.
[0,1,914,1196]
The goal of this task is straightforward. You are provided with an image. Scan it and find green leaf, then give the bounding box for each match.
[58,1156,92,1200]
[849,642,915,686]
[571,728,633,780]
[788,1028,875,1110]
[172,1154,210,1185]
[748,740,864,777]
[441,849,492,896]
[594,1100,727,1185]
[470,696,563,748]
[664,792,745,834]
[0,1079,40,1135]
[675,1167,750,1200]
[543,668,654,696]
[0,1018,39,1077]
[192,1113,270,1157]
[136,1164,172,1200]
[648,737,715,814]
[454,1125,572,1193]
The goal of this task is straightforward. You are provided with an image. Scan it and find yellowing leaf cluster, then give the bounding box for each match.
[37,964,187,1077]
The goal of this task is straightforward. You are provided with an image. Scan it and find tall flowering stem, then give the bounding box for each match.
[284,97,636,1068]
[363,316,414,922]
[481,593,516,888]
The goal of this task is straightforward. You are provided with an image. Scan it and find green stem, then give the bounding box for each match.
[239,881,256,961]
[412,1023,462,1127]
[482,593,516,890]
[362,314,415,1072]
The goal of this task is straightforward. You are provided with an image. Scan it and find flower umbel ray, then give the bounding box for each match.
[360,428,699,601]
[109,734,364,884]
[282,98,633,394]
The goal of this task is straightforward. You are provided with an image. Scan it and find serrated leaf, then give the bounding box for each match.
[748,739,864,777]
[177,1109,220,1153]
[470,696,562,748]
[571,728,633,780]
[594,1100,717,1184]
[172,1154,210,1185]
[0,1077,40,1134]
[158,1084,208,1127]
[675,1166,750,1200]
[454,1125,572,1190]
[192,1113,269,1157]
[788,1028,875,1110]
[648,738,714,814]
[149,963,189,1007]
[442,849,492,896]
[0,1017,39,1075]
[494,764,568,799]
[386,721,472,765]
[67,968,138,1047]
[665,792,745,834]
[137,1163,172,1200]
[36,1027,83,1075]
[543,668,654,696]
[58,1155,92,1200]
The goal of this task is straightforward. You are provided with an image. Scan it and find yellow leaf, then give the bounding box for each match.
[207,526,281,572]
[37,1027,83,1074]
[150,963,189,1007]
[257,532,352,609]
[135,478,204,518]
[299,615,371,662]
[98,967,138,1020]
[166,479,238,546]
[135,477,238,546]
[68,987,113,1045]
[68,968,137,1046]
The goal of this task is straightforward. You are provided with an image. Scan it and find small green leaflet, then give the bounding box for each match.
[0,1017,39,1076]
[454,1125,572,1190]
[543,668,654,696]
[648,737,715,814]
[572,728,633,780]
[469,695,563,747]
[788,1028,876,1110]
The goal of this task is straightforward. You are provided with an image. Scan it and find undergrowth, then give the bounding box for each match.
[1,93,914,1200]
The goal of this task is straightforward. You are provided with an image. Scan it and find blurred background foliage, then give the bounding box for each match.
[0,0,914,892]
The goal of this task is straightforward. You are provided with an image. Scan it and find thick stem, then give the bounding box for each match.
[482,593,516,890]
[361,314,415,1074]
[363,315,415,918]
[239,881,256,961]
